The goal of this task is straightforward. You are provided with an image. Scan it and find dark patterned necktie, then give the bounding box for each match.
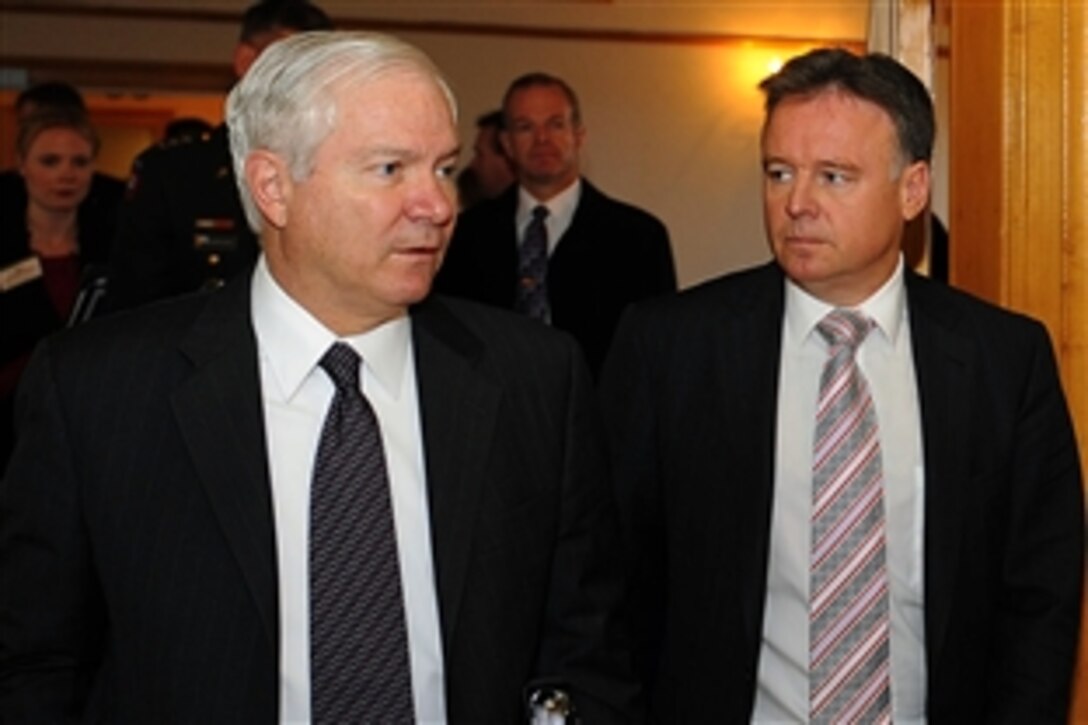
[309,342,415,723]
[809,310,891,724]
[516,204,550,321]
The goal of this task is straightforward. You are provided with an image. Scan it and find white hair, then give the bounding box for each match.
[226,30,458,232]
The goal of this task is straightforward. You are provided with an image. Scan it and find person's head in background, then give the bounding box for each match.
[15,81,86,123]
[758,47,933,306]
[469,110,515,200]
[163,117,214,145]
[233,0,334,79]
[17,107,98,219]
[500,72,586,202]
[227,30,459,335]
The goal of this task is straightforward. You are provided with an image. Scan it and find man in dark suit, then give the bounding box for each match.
[435,72,677,379]
[0,31,639,722]
[600,48,1084,722]
[456,109,516,210]
[108,0,333,310]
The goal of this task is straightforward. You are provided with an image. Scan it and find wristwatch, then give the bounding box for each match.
[527,686,575,724]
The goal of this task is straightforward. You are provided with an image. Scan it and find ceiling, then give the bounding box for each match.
[2,1,871,43]
[0,1,871,93]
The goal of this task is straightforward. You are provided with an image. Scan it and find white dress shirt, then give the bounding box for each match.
[251,257,446,724]
[516,178,581,257]
[753,257,927,723]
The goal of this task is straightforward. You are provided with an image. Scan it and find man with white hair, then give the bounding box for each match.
[1,31,639,722]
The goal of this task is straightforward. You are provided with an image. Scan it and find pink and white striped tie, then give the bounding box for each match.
[809,309,891,724]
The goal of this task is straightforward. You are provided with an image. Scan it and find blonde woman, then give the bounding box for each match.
[0,107,117,464]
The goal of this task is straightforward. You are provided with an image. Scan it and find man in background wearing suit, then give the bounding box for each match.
[456,109,516,210]
[109,0,333,310]
[601,48,1083,722]
[0,31,639,722]
[435,72,677,379]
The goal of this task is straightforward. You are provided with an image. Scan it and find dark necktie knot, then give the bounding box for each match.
[531,204,549,223]
[816,309,873,353]
[318,342,360,393]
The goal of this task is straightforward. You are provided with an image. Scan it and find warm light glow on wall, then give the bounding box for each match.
[724,41,825,123]
[736,41,821,90]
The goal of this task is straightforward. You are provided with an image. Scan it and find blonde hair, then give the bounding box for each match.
[17,107,100,160]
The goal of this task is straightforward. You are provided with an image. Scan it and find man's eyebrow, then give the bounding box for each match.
[815,158,862,172]
[359,146,415,159]
[353,144,461,163]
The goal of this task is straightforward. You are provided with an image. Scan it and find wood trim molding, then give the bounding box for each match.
[3,56,234,94]
[950,2,1088,719]
[1,4,863,93]
[2,3,865,50]
[1067,2,1088,718]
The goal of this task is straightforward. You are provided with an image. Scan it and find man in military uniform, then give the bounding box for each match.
[109,0,332,310]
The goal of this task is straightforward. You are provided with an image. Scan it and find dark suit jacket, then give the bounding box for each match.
[109,124,260,310]
[0,170,121,469]
[435,180,677,378]
[600,262,1084,723]
[0,276,640,722]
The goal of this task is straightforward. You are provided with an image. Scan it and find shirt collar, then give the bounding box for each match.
[251,255,411,401]
[516,177,581,234]
[784,255,907,347]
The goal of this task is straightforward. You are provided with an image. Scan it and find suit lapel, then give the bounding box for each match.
[906,273,974,665]
[726,266,787,651]
[171,278,279,648]
[549,178,598,263]
[498,187,520,298]
[411,298,501,645]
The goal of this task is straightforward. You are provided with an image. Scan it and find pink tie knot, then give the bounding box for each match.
[817,309,874,353]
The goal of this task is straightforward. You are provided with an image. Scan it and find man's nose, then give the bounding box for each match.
[785,176,816,218]
[409,174,455,225]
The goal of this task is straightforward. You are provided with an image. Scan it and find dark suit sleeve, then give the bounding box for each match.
[988,323,1084,721]
[597,306,668,691]
[0,340,106,719]
[637,218,676,300]
[531,336,645,722]
[434,201,515,310]
[433,219,474,299]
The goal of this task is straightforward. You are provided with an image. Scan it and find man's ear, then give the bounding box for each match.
[233,42,259,80]
[499,129,514,160]
[245,150,291,229]
[573,122,587,151]
[900,160,931,221]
